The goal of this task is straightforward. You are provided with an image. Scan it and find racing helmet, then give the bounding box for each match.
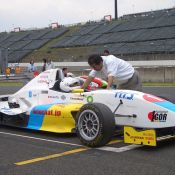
[67,72,75,77]
[60,77,81,92]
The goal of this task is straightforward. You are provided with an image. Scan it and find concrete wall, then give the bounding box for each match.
[7,61,175,83]
[136,67,175,83]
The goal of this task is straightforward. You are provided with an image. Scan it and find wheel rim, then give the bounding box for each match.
[78,110,100,141]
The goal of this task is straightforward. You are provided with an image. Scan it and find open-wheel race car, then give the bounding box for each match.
[0,68,175,147]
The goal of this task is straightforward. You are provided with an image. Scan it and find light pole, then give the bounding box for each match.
[115,0,118,19]
[0,46,8,74]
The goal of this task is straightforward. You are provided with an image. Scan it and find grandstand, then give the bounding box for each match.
[1,7,175,63]
[0,27,68,63]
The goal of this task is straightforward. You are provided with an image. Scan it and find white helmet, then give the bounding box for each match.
[60,77,80,92]
[67,72,75,77]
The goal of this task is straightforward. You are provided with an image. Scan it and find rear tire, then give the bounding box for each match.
[76,103,115,147]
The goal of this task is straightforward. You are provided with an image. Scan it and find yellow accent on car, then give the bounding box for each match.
[124,126,156,146]
[72,89,84,93]
[41,103,83,133]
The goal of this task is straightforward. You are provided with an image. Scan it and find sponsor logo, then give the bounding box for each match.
[87,96,93,103]
[70,97,84,101]
[143,94,165,102]
[1,107,15,115]
[148,111,168,122]
[32,109,61,116]
[48,95,59,99]
[41,90,48,94]
[29,91,32,98]
[115,92,134,100]
[129,135,155,141]
[61,95,66,100]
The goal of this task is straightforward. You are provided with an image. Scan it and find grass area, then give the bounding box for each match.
[143,82,175,87]
[0,82,24,87]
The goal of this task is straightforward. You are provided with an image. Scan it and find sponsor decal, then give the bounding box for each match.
[129,135,154,141]
[148,111,168,122]
[126,132,155,141]
[41,90,48,94]
[61,95,66,100]
[1,107,16,115]
[143,94,165,102]
[48,95,59,99]
[115,92,134,100]
[1,107,11,112]
[70,97,84,101]
[32,109,61,116]
[29,91,32,98]
[87,96,93,103]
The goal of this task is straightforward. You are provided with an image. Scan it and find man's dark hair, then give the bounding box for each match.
[88,54,103,65]
[104,49,110,54]
[62,67,68,71]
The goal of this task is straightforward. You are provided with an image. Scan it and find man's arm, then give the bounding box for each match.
[81,76,94,89]
[107,75,114,89]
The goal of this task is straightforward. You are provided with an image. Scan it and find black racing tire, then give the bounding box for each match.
[76,103,115,147]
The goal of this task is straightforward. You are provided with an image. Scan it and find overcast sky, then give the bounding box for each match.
[0,0,174,32]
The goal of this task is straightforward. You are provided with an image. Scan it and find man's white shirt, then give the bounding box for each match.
[89,55,134,84]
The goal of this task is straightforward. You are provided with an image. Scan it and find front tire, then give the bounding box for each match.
[76,103,115,147]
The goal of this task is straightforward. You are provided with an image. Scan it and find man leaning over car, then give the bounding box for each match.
[81,54,142,91]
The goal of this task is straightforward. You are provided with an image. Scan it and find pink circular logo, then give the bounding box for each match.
[143,94,166,102]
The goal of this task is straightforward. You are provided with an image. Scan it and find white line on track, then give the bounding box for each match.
[97,144,143,153]
[0,131,142,153]
[0,131,83,147]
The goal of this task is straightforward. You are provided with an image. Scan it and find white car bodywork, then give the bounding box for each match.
[0,68,175,129]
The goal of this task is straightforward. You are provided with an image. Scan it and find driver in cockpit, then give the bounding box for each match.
[60,77,82,92]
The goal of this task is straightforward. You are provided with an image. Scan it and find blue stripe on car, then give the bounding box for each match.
[154,101,175,112]
[27,104,53,130]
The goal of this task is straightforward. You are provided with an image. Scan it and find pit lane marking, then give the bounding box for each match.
[0,131,122,147]
[15,148,88,166]
[0,131,141,157]
[97,144,142,153]
[0,131,83,147]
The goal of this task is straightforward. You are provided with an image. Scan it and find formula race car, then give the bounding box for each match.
[0,68,175,147]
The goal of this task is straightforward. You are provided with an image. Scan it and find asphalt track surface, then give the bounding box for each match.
[0,86,175,175]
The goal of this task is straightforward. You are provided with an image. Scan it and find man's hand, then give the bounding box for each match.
[107,75,114,89]
[81,76,94,89]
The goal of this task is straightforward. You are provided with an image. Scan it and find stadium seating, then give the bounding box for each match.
[0,27,69,62]
[1,7,175,62]
[49,7,175,57]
